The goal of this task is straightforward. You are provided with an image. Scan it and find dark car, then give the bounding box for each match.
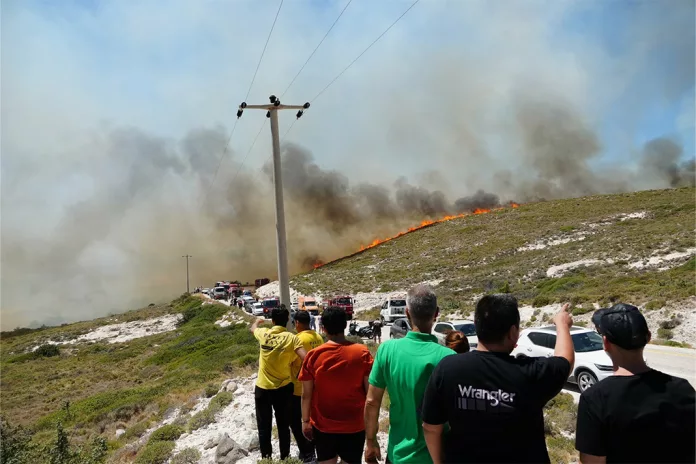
[390,318,411,339]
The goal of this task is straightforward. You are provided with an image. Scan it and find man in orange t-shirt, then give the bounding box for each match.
[299,306,374,464]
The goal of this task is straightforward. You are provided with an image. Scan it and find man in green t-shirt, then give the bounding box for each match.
[364,284,455,463]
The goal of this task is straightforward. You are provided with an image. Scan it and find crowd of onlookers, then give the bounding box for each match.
[248,285,696,464]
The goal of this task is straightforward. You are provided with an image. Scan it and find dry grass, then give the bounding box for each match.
[293,188,695,310]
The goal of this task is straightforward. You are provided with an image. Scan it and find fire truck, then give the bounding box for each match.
[255,278,270,288]
[327,296,355,320]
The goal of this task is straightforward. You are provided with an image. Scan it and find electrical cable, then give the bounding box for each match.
[311,0,420,102]
[280,0,353,98]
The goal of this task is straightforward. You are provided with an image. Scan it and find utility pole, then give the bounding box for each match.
[237,96,310,310]
[182,255,192,294]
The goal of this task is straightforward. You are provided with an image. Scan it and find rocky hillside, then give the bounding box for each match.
[285,187,695,344]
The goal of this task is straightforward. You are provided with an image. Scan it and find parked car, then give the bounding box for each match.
[212,287,227,300]
[379,297,407,324]
[390,318,411,339]
[291,301,299,311]
[510,326,614,392]
[252,302,265,317]
[202,288,210,296]
[433,320,478,350]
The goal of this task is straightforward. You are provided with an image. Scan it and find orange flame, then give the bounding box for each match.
[312,260,325,269]
[315,202,521,267]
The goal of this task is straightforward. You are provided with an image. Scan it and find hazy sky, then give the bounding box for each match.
[1,0,694,328]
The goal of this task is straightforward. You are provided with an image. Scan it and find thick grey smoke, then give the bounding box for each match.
[2,0,694,329]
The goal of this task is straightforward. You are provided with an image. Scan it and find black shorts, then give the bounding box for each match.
[312,427,365,463]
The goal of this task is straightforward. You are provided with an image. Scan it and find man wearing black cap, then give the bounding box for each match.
[576,303,695,464]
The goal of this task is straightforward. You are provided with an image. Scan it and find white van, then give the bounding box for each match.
[379,297,407,324]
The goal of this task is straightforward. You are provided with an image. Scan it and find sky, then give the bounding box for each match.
[1,0,694,328]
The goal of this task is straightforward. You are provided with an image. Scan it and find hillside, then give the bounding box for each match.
[290,187,695,320]
[1,187,694,464]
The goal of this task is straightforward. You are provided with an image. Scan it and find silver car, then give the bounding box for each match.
[390,318,411,339]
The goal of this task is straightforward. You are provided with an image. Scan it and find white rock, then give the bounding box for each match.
[224,382,238,393]
[115,428,126,438]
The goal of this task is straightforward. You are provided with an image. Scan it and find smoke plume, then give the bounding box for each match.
[2,0,694,328]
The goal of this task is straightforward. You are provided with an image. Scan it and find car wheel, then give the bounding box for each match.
[577,370,598,392]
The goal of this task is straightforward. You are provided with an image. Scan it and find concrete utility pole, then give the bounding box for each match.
[237,96,310,309]
[182,255,192,294]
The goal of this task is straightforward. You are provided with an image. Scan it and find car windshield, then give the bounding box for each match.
[263,300,279,308]
[337,298,352,305]
[390,300,406,306]
[305,301,316,306]
[454,323,476,336]
[214,288,225,292]
[572,331,604,353]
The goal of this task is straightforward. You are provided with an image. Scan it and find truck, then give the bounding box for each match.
[228,282,242,298]
[298,296,320,316]
[261,297,280,318]
[328,296,355,320]
[255,278,270,288]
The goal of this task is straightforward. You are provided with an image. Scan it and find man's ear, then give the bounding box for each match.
[602,335,610,352]
[646,330,652,344]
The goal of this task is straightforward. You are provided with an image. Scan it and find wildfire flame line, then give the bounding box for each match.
[313,202,520,269]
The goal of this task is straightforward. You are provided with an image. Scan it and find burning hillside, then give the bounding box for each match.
[313,202,521,268]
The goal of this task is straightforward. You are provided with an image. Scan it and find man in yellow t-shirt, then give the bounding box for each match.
[290,310,325,463]
[250,306,307,460]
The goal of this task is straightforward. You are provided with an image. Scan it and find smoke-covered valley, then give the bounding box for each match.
[1,0,694,328]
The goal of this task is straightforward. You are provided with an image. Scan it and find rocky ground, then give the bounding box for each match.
[143,373,390,464]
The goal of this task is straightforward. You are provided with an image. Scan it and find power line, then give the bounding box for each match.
[231,119,267,184]
[246,0,284,101]
[202,0,284,203]
[227,0,352,188]
[312,0,420,102]
[280,0,353,98]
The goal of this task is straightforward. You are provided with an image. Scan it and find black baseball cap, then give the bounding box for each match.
[592,303,650,350]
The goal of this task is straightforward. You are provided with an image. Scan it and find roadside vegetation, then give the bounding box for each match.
[293,188,695,310]
[0,295,256,461]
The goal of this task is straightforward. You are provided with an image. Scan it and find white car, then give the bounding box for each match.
[511,326,613,392]
[202,288,210,296]
[379,297,407,324]
[291,301,299,311]
[252,302,265,317]
[433,320,478,350]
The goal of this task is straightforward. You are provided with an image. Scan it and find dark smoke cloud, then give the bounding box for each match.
[454,190,501,212]
[641,137,696,188]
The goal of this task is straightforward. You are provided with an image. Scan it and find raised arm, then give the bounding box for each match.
[295,347,307,360]
[554,303,575,370]
[249,317,264,334]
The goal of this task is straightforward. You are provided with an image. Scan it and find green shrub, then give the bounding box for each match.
[645,299,666,311]
[257,458,303,464]
[532,296,551,307]
[532,309,541,317]
[135,441,175,464]
[178,306,200,327]
[148,424,183,443]
[235,354,258,367]
[35,344,61,358]
[204,384,219,398]
[652,339,692,348]
[572,304,594,316]
[574,320,588,327]
[170,447,201,464]
[544,392,577,435]
[123,420,150,440]
[657,328,674,340]
[209,391,234,411]
[530,316,537,323]
[0,416,34,463]
[187,408,215,432]
[660,316,682,330]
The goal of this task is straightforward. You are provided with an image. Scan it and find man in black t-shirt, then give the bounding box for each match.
[575,303,695,464]
[421,294,574,463]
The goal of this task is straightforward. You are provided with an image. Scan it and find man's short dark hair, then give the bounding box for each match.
[474,294,520,344]
[271,306,290,327]
[321,307,347,335]
[294,310,311,325]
